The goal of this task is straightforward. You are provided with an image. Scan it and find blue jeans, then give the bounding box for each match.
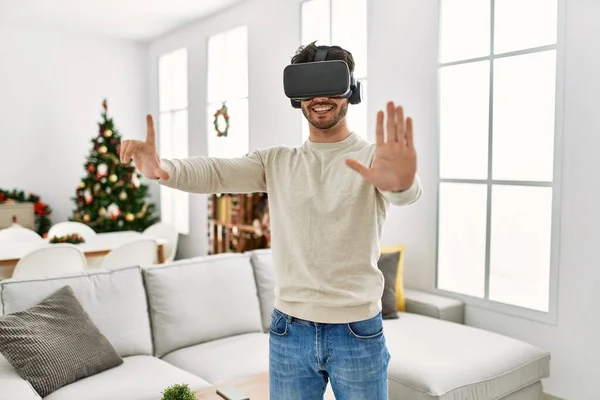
[269,308,391,400]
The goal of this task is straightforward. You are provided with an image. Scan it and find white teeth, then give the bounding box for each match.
[313,106,333,112]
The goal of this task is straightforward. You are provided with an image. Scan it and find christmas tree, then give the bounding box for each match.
[71,100,159,232]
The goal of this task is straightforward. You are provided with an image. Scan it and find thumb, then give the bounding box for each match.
[345,158,370,178]
[155,167,170,181]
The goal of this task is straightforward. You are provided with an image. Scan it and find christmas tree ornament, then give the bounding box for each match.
[109,174,118,183]
[83,214,91,222]
[99,207,106,217]
[94,183,101,193]
[84,188,93,204]
[119,191,127,201]
[97,164,108,178]
[107,203,121,220]
[104,129,113,138]
[79,181,85,189]
[106,187,112,194]
[98,145,107,154]
[125,213,135,222]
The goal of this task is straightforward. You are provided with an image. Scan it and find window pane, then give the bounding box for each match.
[494,0,557,54]
[492,50,556,182]
[489,185,552,311]
[437,182,488,298]
[159,186,174,225]
[158,112,173,157]
[346,79,367,139]
[332,0,367,78]
[171,110,189,159]
[302,0,331,46]
[439,61,490,179]
[225,26,248,100]
[158,55,172,112]
[439,0,491,63]
[207,32,226,104]
[207,99,249,159]
[170,49,188,110]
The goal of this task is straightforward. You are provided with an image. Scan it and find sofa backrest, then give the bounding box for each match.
[247,249,276,332]
[142,253,263,358]
[0,266,153,358]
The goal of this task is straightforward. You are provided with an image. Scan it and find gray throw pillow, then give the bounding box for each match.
[0,285,123,397]
[377,251,401,320]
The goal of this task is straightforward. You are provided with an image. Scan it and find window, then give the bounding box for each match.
[206,25,249,159]
[158,48,189,235]
[436,0,560,316]
[300,0,368,142]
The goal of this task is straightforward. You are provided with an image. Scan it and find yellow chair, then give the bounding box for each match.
[381,245,406,311]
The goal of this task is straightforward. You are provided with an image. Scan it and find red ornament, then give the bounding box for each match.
[34,201,46,215]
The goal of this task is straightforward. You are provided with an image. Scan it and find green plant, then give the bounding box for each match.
[160,383,196,400]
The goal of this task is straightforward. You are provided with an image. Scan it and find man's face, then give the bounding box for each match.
[301,97,349,131]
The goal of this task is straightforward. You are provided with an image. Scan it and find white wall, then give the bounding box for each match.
[150,0,595,397]
[0,25,151,225]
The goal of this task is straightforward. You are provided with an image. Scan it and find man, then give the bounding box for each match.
[119,42,421,400]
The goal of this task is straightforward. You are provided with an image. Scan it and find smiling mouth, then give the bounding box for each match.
[311,104,334,114]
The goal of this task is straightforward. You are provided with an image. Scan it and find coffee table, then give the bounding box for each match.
[194,372,336,399]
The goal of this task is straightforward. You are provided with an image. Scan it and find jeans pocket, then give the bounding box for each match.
[347,313,384,339]
[269,309,288,336]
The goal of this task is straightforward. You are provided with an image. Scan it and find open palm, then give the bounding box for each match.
[346,101,417,192]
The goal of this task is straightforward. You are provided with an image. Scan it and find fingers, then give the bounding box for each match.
[406,117,414,148]
[345,158,371,179]
[119,140,130,163]
[375,111,384,145]
[386,101,397,143]
[146,114,156,147]
[120,140,138,164]
[396,105,406,144]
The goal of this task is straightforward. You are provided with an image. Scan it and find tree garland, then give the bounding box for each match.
[0,188,52,236]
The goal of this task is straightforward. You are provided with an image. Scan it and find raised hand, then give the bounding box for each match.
[345,101,417,192]
[119,115,170,180]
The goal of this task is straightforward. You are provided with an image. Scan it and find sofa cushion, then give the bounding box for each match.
[383,313,550,400]
[44,355,211,400]
[0,286,123,397]
[248,249,276,332]
[143,253,263,357]
[0,355,42,400]
[377,251,401,319]
[0,266,153,357]
[162,332,269,385]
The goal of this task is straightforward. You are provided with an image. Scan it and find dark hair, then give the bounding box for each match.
[291,41,355,73]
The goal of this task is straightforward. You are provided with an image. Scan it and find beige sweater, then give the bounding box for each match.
[158,132,422,323]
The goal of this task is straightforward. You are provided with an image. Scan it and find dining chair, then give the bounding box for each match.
[100,238,158,269]
[48,221,97,240]
[12,244,87,280]
[0,227,43,242]
[143,222,178,263]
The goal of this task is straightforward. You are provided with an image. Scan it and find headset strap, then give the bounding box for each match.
[315,46,329,61]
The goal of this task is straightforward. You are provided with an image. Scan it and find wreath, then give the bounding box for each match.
[213,102,230,137]
[0,188,52,237]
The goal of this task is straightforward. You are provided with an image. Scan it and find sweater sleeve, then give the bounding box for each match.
[378,174,422,206]
[156,149,266,194]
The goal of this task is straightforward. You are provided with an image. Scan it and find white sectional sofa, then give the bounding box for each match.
[0,250,550,400]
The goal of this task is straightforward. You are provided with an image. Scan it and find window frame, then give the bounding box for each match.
[433,0,566,325]
[299,0,368,143]
[205,25,250,159]
[157,47,190,235]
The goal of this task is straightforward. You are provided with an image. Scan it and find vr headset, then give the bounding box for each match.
[283,45,362,109]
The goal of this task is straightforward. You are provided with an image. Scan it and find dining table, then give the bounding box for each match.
[0,230,167,272]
